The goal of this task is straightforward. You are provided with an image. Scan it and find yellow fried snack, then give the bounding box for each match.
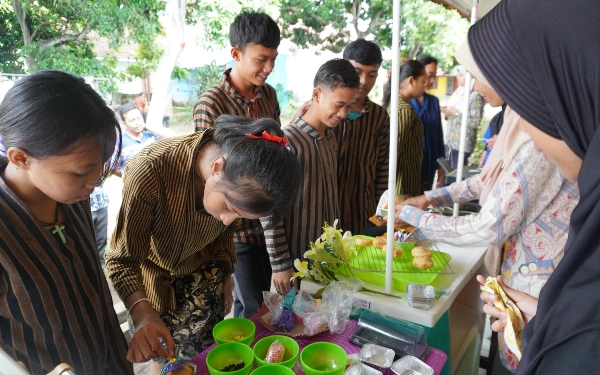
[353,237,373,248]
[412,256,434,270]
[480,277,525,359]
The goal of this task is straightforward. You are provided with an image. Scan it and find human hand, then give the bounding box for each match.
[436,169,445,188]
[487,135,498,150]
[127,305,175,362]
[223,274,233,315]
[272,268,294,295]
[293,101,311,121]
[477,275,538,333]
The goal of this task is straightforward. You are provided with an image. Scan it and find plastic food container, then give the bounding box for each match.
[390,355,433,375]
[359,344,394,373]
[406,284,435,311]
[344,363,383,375]
[357,310,430,360]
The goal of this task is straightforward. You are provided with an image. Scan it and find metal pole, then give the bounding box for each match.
[453,0,479,217]
[385,0,402,295]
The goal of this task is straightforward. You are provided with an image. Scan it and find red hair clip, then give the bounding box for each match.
[247,130,288,147]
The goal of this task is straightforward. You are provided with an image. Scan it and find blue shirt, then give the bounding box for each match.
[118,131,160,173]
[410,93,446,174]
[89,186,109,212]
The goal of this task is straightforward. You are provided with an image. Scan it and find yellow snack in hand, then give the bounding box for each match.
[480,277,525,359]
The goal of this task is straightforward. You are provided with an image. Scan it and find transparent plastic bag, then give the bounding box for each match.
[320,277,364,333]
[262,291,283,325]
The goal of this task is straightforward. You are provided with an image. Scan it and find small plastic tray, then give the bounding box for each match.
[344,363,383,375]
[406,284,436,311]
[391,355,434,375]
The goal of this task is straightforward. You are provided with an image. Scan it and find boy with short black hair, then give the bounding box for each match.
[334,38,390,235]
[411,54,445,191]
[262,59,359,295]
[192,10,281,319]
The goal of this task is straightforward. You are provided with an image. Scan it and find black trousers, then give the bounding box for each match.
[92,207,108,270]
[233,242,272,318]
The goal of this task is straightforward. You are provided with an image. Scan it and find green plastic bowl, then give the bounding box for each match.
[300,342,348,375]
[251,364,295,375]
[213,317,256,346]
[253,335,299,369]
[206,342,254,375]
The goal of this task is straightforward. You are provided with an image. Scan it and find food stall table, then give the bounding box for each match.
[300,242,487,375]
[191,313,447,375]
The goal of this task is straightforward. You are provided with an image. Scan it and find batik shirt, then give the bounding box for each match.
[400,141,579,372]
[446,92,484,153]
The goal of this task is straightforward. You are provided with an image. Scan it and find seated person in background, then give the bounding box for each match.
[334,39,390,235]
[0,70,132,375]
[394,41,579,373]
[262,59,359,295]
[192,10,281,319]
[116,103,175,176]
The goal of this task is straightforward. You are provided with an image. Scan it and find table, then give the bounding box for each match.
[191,313,447,375]
[301,242,487,375]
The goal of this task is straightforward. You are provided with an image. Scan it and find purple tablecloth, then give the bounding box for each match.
[191,314,446,374]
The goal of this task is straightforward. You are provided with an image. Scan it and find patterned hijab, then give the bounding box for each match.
[468,0,600,373]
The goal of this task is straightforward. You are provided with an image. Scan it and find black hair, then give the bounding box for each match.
[0,70,121,181]
[119,103,139,121]
[382,60,426,110]
[343,38,383,66]
[212,115,301,228]
[313,59,360,91]
[416,54,438,67]
[229,11,280,50]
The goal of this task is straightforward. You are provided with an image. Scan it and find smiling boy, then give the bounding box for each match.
[262,59,359,294]
[192,11,281,319]
[334,39,390,235]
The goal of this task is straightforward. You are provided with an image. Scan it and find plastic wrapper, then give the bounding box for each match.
[320,277,364,334]
[273,308,295,332]
[264,339,286,363]
[263,291,284,325]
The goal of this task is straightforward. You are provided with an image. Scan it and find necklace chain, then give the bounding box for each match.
[39,203,60,227]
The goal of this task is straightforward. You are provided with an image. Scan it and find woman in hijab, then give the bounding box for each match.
[394,41,579,373]
[466,0,600,373]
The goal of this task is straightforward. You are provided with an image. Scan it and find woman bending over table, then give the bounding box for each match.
[106,115,301,373]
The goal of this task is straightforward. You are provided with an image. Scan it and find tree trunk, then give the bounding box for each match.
[12,0,36,71]
[145,0,186,129]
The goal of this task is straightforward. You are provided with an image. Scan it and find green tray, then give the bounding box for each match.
[336,235,451,292]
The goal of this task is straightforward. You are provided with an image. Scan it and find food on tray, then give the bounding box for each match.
[480,277,525,359]
[264,339,286,363]
[369,215,386,226]
[411,246,432,257]
[412,256,434,270]
[220,362,245,372]
[353,237,373,248]
[373,237,387,249]
[162,358,195,375]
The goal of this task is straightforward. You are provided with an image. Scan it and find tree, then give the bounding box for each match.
[186,0,280,50]
[279,0,469,70]
[4,0,163,76]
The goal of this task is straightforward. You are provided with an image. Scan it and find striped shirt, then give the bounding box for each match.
[333,97,390,234]
[395,95,424,197]
[192,68,281,245]
[106,130,237,313]
[261,118,339,272]
[0,172,132,375]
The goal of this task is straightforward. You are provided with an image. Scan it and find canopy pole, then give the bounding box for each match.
[385,0,402,295]
[453,0,479,217]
